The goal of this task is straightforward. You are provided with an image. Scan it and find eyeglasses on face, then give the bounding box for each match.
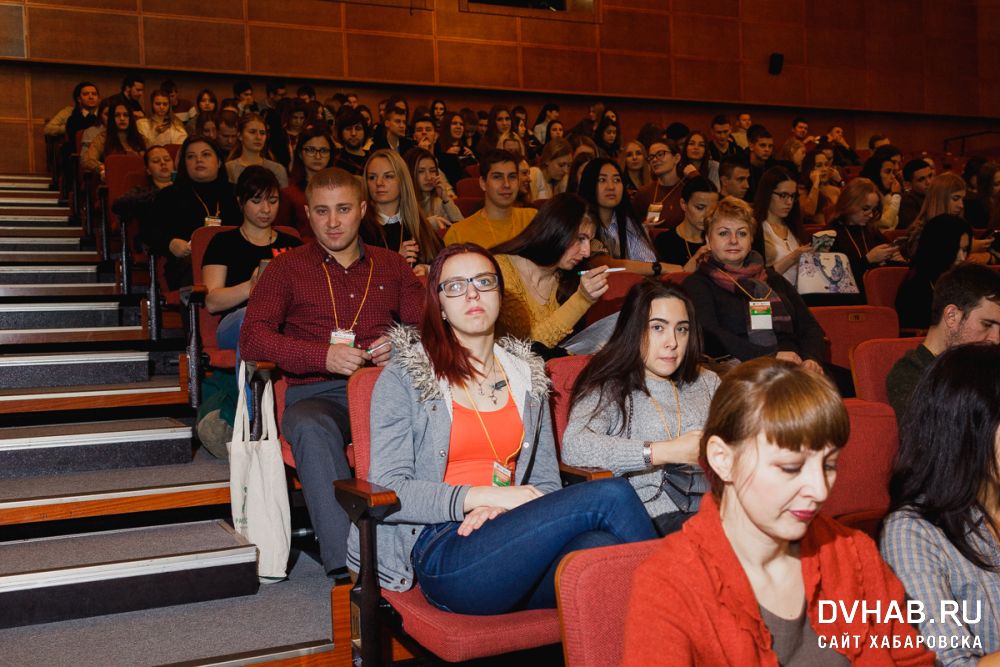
[438,273,500,298]
[771,191,796,201]
[648,149,673,162]
[302,146,332,156]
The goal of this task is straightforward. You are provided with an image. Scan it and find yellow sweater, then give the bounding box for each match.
[495,254,592,348]
[442,207,535,250]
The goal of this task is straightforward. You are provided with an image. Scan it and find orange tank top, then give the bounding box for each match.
[444,392,524,487]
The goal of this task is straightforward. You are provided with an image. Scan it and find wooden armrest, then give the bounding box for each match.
[245,360,276,382]
[899,327,927,338]
[181,284,207,306]
[559,461,613,484]
[335,479,399,523]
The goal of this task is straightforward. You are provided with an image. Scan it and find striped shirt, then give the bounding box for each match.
[881,508,1000,666]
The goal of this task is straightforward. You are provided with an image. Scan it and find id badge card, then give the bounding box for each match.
[492,461,514,487]
[749,300,773,330]
[329,329,356,347]
[204,215,222,227]
[645,204,662,225]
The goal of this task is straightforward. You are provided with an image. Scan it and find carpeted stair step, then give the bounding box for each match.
[0,283,120,297]
[0,226,84,238]
[0,418,192,479]
[0,250,101,263]
[0,520,258,629]
[0,177,51,190]
[0,191,61,205]
[0,265,98,284]
[0,237,82,252]
[0,301,135,330]
[0,351,149,389]
[0,207,72,226]
[0,460,229,525]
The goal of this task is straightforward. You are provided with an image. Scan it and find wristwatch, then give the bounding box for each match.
[650,262,662,276]
[642,443,653,467]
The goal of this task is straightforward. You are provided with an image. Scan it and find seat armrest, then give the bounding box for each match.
[181,284,206,307]
[559,461,614,485]
[335,479,399,523]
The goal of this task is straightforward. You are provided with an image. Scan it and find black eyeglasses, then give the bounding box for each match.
[438,273,500,298]
[302,146,331,156]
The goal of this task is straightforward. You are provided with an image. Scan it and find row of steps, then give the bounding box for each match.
[0,173,267,652]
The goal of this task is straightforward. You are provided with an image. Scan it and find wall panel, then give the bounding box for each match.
[249,26,344,78]
[0,5,26,59]
[26,7,139,64]
[142,17,246,72]
[246,0,342,28]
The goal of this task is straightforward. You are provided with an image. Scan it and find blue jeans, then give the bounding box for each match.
[216,307,251,418]
[410,477,656,615]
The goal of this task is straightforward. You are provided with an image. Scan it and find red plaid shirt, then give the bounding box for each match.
[240,240,424,384]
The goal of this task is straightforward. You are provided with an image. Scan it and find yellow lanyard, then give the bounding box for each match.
[844,225,869,259]
[321,256,374,332]
[648,380,682,440]
[718,268,773,301]
[192,189,220,217]
[459,362,524,468]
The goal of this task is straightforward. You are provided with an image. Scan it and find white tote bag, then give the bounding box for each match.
[230,361,291,581]
[797,251,860,295]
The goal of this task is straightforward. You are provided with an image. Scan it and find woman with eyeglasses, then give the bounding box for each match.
[349,243,656,615]
[276,126,335,238]
[631,137,699,229]
[563,281,720,536]
[752,166,810,288]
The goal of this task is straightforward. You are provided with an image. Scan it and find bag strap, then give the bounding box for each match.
[519,397,545,485]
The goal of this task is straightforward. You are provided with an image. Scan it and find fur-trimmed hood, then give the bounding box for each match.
[387,324,549,404]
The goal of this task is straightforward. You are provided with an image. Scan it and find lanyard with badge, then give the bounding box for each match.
[321,257,374,347]
[645,180,682,225]
[193,189,222,226]
[460,363,525,487]
[719,270,774,330]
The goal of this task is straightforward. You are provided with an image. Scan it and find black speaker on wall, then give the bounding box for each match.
[768,53,784,76]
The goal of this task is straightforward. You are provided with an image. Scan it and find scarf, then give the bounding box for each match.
[699,251,792,347]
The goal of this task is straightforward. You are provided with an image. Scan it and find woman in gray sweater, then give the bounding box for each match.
[563,280,720,535]
[347,243,655,615]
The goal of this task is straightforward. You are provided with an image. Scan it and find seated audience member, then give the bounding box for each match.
[632,137,696,228]
[905,173,970,259]
[81,100,145,180]
[577,158,677,276]
[443,150,535,248]
[278,126,335,238]
[563,281,720,535]
[824,125,861,166]
[528,138,572,201]
[435,110,475,186]
[683,197,827,374]
[881,344,1000,666]
[593,116,621,159]
[730,111,751,148]
[859,151,902,230]
[619,140,650,197]
[566,152,594,194]
[745,125,776,202]
[492,194,611,351]
[196,113,218,142]
[798,150,841,226]
[680,130,720,189]
[776,138,806,175]
[543,119,565,145]
[62,81,101,146]
[718,157,751,201]
[375,103,415,155]
[350,244,655,613]
[279,98,307,168]
[898,158,935,230]
[886,264,1000,420]
[148,136,240,290]
[405,147,462,228]
[411,114,437,152]
[79,97,111,152]
[215,110,240,155]
[119,72,145,117]
[824,178,902,299]
[198,167,302,454]
[475,105,511,157]
[225,113,288,188]
[622,357,933,666]
[429,98,446,124]
[184,88,217,134]
[240,167,423,581]
[332,107,369,176]
[515,157,534,208]
[361,149,443,275]
[570,135,599,160]
[753,167,810,289]
[655,177,718,272]
[112,146,174,237]
[137,89,188,147]
[532,103,559,143]
[895,215,972,330]
[232,80,259,116]
[707,114,741,163]
[965,161,1000,230]
[43,82,89,139]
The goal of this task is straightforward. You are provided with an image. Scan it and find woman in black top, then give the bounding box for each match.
[435,110,476,186]
[682,196,826,370]
[150,135,240,290]
[895,214,972,330]
[655,177,718,272]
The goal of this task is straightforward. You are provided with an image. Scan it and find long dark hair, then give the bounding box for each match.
[174,135,227,188]
[577,158,653,260]
[909,214,972,281]
[752,166,803,241]
[288,126,334,189]
[594,117,621,157]
[491,193,590,303]
[571,281,704,434]
[436,110,464,153]
[860,154,895,195]
[889,344,1000,571]
[104,99,145,155]
[420,244,505,385]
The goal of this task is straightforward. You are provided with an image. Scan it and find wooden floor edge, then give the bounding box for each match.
[0,487,231,525]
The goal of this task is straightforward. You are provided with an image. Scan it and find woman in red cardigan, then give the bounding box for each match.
[621,358,933,666]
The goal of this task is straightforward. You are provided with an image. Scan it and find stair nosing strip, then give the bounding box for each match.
[165,641,334,667]
[0,385,177,401]
[0,426,192,450]
[0,480,229,509]
[0,302,119,312]
[0,351,148,365]
[0,326,142,335]
[0,547,256,594]
[0,238,79,244]
[0,266,97,273]
[0,250,92,255]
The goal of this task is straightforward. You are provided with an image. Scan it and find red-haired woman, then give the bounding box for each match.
[348,244,655,615]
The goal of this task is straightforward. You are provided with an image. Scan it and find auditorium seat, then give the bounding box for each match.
[863,266,908,308]
[455,177,481,198]
[585,271,645,325]
[851,337,924,404]
[823,399,898,519]
[809,305,899,368]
